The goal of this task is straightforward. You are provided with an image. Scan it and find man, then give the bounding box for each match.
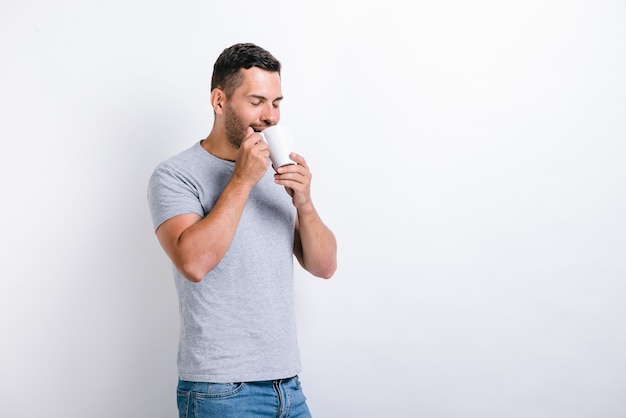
[147,43,337,417]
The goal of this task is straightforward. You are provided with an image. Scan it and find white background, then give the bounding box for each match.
[1,1,625,417]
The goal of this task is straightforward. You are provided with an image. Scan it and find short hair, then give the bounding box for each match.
[211,43,281,98]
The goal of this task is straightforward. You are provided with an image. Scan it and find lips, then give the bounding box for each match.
[251,124,272,133]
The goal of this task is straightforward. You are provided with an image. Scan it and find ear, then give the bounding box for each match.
[211,88,226,115]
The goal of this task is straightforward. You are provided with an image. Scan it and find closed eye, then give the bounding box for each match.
[248,95,283,108]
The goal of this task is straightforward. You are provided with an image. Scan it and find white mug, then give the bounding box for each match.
[261,125,296,168]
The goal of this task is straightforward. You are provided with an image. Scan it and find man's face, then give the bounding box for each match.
[222,67,283,148]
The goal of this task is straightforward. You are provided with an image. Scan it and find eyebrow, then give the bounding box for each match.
[248,94,284,102]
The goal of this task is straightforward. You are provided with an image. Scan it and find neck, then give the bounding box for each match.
[201,131,237,162]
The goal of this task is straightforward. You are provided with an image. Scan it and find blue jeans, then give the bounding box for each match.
[177,376,312,418]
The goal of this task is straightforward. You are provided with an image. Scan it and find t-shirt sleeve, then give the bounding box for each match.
[147,165,205,231]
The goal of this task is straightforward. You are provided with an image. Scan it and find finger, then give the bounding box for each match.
[275,178,304,190]
[275,169,310,186]
[275,164,301,175]
[242,128,265,146]
[288,152,307,168]
[275,171,301,181]
[256,137,269,151]
[242,127,256,143]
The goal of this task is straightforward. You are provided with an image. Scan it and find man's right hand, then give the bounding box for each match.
[233,127,271,187]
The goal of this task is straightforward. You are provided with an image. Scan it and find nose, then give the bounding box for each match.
[260,103,279,126]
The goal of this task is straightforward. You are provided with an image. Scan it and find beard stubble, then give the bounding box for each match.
[223,103,248,149]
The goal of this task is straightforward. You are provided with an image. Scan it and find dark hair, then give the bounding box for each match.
[211,43,281,97]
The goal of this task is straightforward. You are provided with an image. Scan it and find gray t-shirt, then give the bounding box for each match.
[147,141,300,383]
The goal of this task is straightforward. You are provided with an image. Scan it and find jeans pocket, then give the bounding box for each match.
[176,388,191,418]
[197,382,245,399]
[293,375,302,391]
[193,382,245,416]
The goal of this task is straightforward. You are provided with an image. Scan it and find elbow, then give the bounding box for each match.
[179,264,206,283]
[177,256,218,283]
[321,265,337,280]
[182,271,205,283]
[313,259,337,280]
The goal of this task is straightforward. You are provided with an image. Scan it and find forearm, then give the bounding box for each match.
[295,203,337,279]
[165,178,253,282]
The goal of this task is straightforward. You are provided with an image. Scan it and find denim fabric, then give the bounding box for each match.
[177,376,312,418]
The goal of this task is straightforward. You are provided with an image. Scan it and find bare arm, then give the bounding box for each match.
[155,130,270,282]
[275,153,337,279]
[293,205,337,279]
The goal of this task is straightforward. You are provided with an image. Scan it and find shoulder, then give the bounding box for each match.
[150,142,214,182]
[154,142,203,171]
